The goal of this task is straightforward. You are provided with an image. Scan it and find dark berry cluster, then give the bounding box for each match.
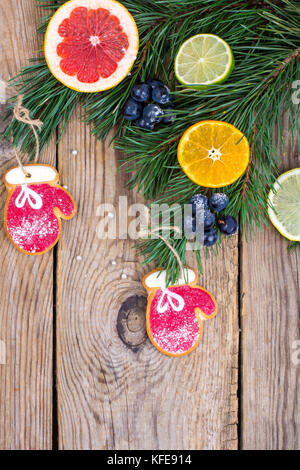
[185,193,238,247]
[123,79,176,129]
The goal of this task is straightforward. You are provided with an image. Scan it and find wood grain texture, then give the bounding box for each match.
[56,107,239,450]
[2,0,299,450]
[0,0,54,450]
[241,116,300,450]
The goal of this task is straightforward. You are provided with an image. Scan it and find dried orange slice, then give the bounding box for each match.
[177,120,250,188]
[44,0,139,92]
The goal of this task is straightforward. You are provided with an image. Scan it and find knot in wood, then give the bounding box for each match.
[117,295,147,350]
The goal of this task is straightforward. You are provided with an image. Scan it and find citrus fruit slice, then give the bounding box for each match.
[268,168,300,241]
[177,120,249,188]
[175,34,234,88]
[45,0,139,92]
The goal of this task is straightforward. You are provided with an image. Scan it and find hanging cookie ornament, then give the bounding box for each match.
[142,228,217,357]
[4,96,76,255]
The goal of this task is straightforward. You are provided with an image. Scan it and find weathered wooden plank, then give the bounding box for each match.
[0,0,54,449]
[56,106,239,449]
[241,116,300,449]
[190,239,239,450]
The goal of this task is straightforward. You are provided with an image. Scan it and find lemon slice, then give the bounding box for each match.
[268,168,300,241]
[175,34,234,88]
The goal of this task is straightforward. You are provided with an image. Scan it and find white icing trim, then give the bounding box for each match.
[15,186,43,210]
[5,165,58,185]
[157,288,185,313]
[144,268,196,289]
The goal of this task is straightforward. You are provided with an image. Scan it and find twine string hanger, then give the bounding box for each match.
[12,95,43,178]
[140,218,184,281]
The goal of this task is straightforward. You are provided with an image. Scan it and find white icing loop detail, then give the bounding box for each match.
[157,287,185,313]
[15,185,43,210]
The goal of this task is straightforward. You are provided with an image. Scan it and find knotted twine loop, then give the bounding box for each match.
[140,208,184,280]
[12,95,43,178]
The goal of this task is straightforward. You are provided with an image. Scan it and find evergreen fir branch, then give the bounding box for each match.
[3,60,80,159]
[36,0,67,33]
[2,1,79,158]
[115,0,300,280]
[117,1,299,192]
[1,0,299,284]
[82,40,152,142]
[137,233,189,287]
[288,241,300,251]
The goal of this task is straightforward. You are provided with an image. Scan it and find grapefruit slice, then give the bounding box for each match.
[45,0,139,92]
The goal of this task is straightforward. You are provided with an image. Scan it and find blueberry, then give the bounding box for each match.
[147,79,164,88]
[204,210,215,230]
[135,118,155,130]
[209,193,229,212]
[183,215,196,238]
[190,194,209,215]
[152,85,171,105]
[131,83,151,102]
[217,215,238,235]
[204,228,218,247]
[123,98,142,121]
[143,104,164,123]
[162,96,175,108]
[162,108,176,124]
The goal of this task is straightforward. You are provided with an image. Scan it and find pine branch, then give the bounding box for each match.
[1,0,299,284]
[116,0,300,279]
[2,60,80,159]
[288,241,300,251]
[241,126,257,202]
[271,46,300,79]
[2,1,78,158]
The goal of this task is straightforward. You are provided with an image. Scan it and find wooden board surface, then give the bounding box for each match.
[241,117,300,450]
[0,0,299,451]
[0,0,54,450]
[56,110,239,450]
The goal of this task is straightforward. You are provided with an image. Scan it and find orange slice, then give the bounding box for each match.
[177,120,250,188]
[44,0,139,93]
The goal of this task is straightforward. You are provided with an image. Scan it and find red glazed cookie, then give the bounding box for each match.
[4,164,76,255]
[143,268,217,357]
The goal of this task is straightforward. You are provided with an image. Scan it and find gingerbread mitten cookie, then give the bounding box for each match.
[4,164,76,255]
[143,268,217,357]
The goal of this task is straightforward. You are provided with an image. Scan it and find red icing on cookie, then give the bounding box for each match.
[148,285,216,356]
[5,183,75,254]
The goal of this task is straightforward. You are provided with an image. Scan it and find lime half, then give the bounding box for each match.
[268,168,300,241]
[175,34,234,88]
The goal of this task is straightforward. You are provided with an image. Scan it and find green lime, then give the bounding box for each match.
[268,168,300,241]
[175,34,234,89]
